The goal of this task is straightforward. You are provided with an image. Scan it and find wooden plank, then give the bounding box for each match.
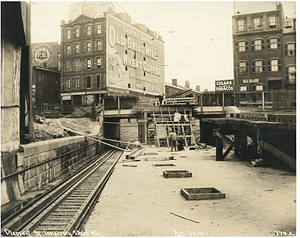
[260,140,296,169]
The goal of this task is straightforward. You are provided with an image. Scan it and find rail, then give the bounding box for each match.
[1,149,123,236]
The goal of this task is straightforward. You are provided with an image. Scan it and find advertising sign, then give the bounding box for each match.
[32,42,60,68]
[107,15,165,95]
[215,79,234,91]
[69,2,109,20]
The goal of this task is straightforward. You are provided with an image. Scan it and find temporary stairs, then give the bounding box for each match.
[152,106,195,149]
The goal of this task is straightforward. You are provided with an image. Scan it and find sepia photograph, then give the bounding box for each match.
[1,1,296,236]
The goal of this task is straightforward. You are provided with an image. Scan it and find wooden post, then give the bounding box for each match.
[143,111,147,145]
[222,92,225,113]
[216,136,223,161]
[262,91,265,110]
[200,94,203,113]
[118,96,120,116]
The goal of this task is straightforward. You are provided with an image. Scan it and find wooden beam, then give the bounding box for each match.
[260,140,296,169]
[214,130,239,149]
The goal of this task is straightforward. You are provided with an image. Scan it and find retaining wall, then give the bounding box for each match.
[1,136,101,206]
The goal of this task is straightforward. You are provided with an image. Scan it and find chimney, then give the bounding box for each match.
[172,79,177,86]
[61,20,65,25]
[185,81,190,89]
[196,85,200,92]
[204,89,208,92]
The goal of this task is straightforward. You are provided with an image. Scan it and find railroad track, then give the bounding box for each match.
[1,148,123,237]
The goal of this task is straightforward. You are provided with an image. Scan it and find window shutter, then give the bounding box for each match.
[278,59,281,70]
[267,59,271,71]
[261,40,265,50]
[246,61,248,73]
[262,60,265,72]
[90,41,93,52]
[72,27,75,38]
[245,41,248,51]
[277,38,281,48]
[252,61,255,72]
[72,44,75,54]
[94,57,97,69]
[285,44,288,55]
[94,41,97,51]
[84,59,87,70]
[286,67,289,80]
[267,39,270,49]
[64,45,66,56]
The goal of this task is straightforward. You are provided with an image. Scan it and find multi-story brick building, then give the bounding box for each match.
[232,2,296,108]
[60,2,165,112]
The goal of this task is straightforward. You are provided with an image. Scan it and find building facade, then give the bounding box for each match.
[232,2,296,107]
[60,3,165,112]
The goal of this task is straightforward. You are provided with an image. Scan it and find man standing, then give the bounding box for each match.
[168,128,178,152]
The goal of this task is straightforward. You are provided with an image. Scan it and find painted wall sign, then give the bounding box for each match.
[243,78,259,83]
[32,44,53,66]
[107,15,165,95]
[215,80,234,91]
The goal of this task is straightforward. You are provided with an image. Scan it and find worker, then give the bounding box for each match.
[168,128,178,152]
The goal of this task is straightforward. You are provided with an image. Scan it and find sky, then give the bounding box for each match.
[31,1,296,91]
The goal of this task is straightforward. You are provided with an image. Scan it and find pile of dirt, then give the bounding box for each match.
[32,118,101,142]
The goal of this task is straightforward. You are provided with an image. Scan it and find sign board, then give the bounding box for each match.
[107,15,165,95]
[215,80,234,91]
[243,78,259,83]
[156,125,167,138]
[32,42,60,68]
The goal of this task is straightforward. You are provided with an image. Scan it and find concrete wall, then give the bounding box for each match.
[1,136,101,205]
[120,118,138,143]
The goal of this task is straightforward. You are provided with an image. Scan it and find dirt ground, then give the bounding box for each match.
[83,146,296,237]
[32,118,100,141]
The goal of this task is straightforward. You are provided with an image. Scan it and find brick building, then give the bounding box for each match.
[232,2,296,108]
[60,2,165,112]
[31,42,61,115]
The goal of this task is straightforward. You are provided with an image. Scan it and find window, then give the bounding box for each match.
[66,45,71,55]
[270,38,277,49]
[97,24,102,34]
[267,37,280,49]
[268,59,281,72]
[240,85,247,92]
[87,42,92,52]
[253,17,262,29]
[66,61,72,72]
[286,66,296,84]
[75,76,80,89]
[256,85,263,91]
[86,76,91,88]
[87,59,92,69]
[87,25,92,35]
[97,57,102,68]
[67,78,71,90]
[66,29,71,39]
[238,61,247,73]
[238,41,247,52]
[252,39,264,51]
[75,44,80,53]
[38,72,44,82]
[286,43,295,56]
[252,60,265,73]
[96,75,101,88]
[75,27,80,37]
[238,19,245,31]
[269,16,276,28]
[74,60,80,71]
[97,40,103,51]
[73,95,82,105]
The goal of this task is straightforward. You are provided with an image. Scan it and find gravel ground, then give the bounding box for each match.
[83,147,296,237]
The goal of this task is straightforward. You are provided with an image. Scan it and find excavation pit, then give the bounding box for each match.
[181,187,225,200]
[163,170,192,178]
[153,163,176,167]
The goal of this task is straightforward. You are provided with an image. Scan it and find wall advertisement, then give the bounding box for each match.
[215,79,234,91]
[107,15,165,95]
[32,42,60,68]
